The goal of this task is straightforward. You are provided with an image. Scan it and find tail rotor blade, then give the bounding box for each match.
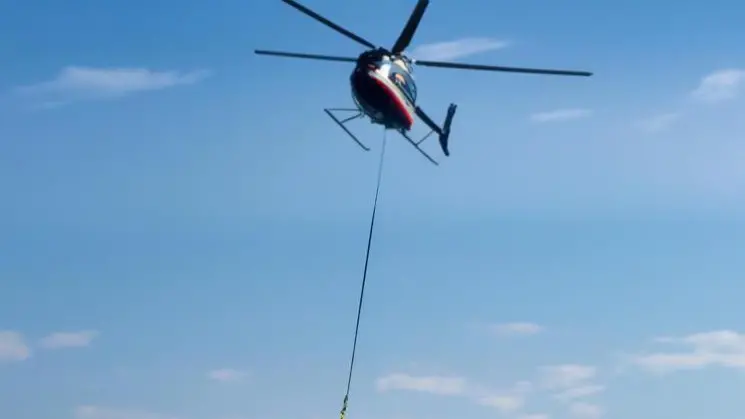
[281,0,376,49]
[255,49,357,63]
[414,59,593,76]
[391,0,429,54]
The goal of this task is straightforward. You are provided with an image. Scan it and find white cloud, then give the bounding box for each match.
[568,402,603,419]
[630,330,745,373]
[541,364,604,406]
[375,371,534,415]
[410,37,509,61]
[637,112,680,133]
[491,322,543,336]
[0,330,30,361]
[40,330,98,348]
[691,68,745,103]
[476,394,524,412]
[74,406,180,419]
[207,368,246,382]
[73,407,244,419]
[530,108,592,123]
[513,380,533,393]
[540,364,597,389]
[553,384,605,401]
[16,66,209,106]
[376,373,466,395]
[472,380,532,413]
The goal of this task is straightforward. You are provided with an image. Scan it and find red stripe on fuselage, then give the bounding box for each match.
[371,76,414,129]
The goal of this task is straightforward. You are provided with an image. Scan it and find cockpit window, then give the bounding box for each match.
[389,66,417,103]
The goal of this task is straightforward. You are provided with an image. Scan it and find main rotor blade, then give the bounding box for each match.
[281,0,376,49]
[415,59,593,76]
[255,49,357,63]
[391,0,429,54]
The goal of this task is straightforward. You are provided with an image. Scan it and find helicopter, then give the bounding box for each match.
[255,0,592,165]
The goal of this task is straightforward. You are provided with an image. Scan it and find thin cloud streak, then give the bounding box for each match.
[40,330,98,349]
[637,112,680,132]
[630,330,745,373]
[690,68,745,103]
[376,373,466,395]
[530,108,592,122]
[207,368,247,382]
[15,66,209,107]
[492,322,543,336]
[0,331,30,361]
[410,37,509,61]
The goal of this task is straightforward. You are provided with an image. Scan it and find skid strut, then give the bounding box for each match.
[323,106,448,166]
[324,108,370,151]
[398,129,438,165]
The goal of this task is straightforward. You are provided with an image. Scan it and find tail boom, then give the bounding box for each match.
[414,103,457,157]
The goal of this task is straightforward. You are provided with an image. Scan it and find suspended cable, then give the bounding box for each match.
[339,129,388,419]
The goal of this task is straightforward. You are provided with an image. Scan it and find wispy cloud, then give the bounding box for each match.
[74,405,180,419]
[690,68,745,103]
[635,69,743,132]
[76,405,245,419]
[15,66,209,107]
[207,368,247,382]
[553,384,605,401]
[375,367,604,417]
[540,363,604,408]
[410,37,509,61]
[40,330,98,349]
[530,108,592,123]
[491,322,544,337]
[476,394,524,412]
[629,330,745,373]
[473,381,533,413]
[0,330,30,361]
[540,364,597,389]
[376,371,536,414]
[376,373,466,395]
[568,402,603,419]
[637,112,680,133]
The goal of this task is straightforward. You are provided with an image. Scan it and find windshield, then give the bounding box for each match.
[389,66,417,103]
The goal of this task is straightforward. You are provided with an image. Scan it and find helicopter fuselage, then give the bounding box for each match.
[350,50,417,130]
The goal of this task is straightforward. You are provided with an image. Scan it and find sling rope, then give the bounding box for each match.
[340,129,388,419]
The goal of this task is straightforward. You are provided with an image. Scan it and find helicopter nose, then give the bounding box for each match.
[367,77,413,128]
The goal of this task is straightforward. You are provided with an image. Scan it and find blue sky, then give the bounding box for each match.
[1,0,745,418]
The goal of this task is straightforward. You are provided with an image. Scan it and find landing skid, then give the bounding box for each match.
[324,108,370,151]
[398,129,438,165]
[323,107,441,165]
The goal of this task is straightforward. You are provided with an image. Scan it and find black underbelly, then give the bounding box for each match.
[350,70,406,128]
